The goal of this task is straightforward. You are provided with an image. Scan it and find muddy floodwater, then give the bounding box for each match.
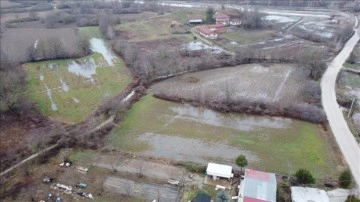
[171,104,292,131]
[90,38,116,66]
[182,41,224,53]
[67,58,97,83]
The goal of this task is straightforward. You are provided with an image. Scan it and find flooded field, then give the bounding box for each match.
[181,41,224,53]
[109,95,339,178]
[90,38,117,66]
[25,38,131,123]
[150,64,307,105]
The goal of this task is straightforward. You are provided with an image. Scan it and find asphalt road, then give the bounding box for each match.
[321,17,360,192]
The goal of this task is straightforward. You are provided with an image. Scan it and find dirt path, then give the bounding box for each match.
[0,115,115,177]
[0,144,58,177]
[321,16,360,193]
[104,176,179,201]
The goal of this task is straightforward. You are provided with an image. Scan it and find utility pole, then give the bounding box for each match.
[348,98,357,118]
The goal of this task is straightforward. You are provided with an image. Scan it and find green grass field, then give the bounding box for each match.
[116,13,193,42]
[344,62,360,70]
[25,27,131,123]
[109,95,338,179]
[222,29,276,45]
[25,54,130,123]
[78,26,102,38]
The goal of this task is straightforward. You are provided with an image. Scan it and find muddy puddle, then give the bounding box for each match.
[90,38,116,66]
[182,41,224,53]
[67,58,97,83]
[170,104,292,131]
[44,83,57,111]
[138,133,258,165]
[263,15,296,23]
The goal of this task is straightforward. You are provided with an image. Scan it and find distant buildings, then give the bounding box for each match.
[214,12,230,25]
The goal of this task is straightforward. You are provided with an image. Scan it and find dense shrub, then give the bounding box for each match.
[184,162,207,173]
[295,168,315,185]
[346,195,360,202]
[339,169,352,188]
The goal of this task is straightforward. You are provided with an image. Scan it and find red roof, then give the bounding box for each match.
[214,12,229,19]
[196,26,215,35]
[244,196,269,202]
[246,169,270,182]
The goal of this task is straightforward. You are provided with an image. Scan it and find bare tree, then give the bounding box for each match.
[136,159,144,178]
[0,50,26,112]
[221,82,235,103]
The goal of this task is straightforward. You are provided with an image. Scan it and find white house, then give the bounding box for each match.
[206,163,233,180]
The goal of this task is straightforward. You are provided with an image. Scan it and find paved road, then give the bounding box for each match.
[321,17,360,192]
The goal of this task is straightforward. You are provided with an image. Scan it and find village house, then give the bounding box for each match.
[214,12,230,25]
[238,169,277,202]
[230,18,241,26]
[195,24,226,39]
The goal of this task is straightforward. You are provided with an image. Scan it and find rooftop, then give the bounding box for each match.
[239,169,277,202]
[206,163,233,179]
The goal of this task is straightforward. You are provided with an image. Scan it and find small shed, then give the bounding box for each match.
[195,193,211,202]
[291,187,330,202]
[189,19,203,25]
[206,163,233,180]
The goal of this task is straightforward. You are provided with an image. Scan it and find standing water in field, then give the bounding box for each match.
[59,78,69,92]
[44,84,57,111]
[171,104,292,131]
[67,58,97,83]
[90,38,116,66]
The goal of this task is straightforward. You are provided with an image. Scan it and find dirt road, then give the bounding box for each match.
[321,17,360,192]
[104,177,179,201]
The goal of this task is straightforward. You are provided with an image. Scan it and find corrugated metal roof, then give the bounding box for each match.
[243,169,277,202]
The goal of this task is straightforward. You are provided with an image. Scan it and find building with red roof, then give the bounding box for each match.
[238,169,277,202]
[214,12,230,25]
[195,24,226,39]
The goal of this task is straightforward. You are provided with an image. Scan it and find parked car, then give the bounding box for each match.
[42,177,53,184]
[76,183,88,188]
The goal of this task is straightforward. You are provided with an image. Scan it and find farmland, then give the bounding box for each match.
[116,12,193,42]
[150,64,308,105]
[108,95,341,179]
[1,0,359,201]
[24,27,131,123]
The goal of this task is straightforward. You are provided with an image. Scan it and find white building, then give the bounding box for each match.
[206,163,233,180]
